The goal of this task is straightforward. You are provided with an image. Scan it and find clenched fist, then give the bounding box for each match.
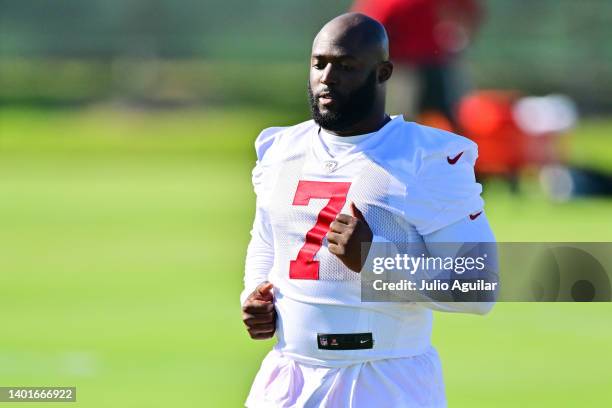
[326,202,373,272]
[241,282,276,340]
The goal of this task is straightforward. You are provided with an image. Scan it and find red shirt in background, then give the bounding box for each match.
[352,0,483,65]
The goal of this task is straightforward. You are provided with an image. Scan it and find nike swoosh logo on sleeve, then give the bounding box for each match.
[447,151,464,165]
[469,211,483,220]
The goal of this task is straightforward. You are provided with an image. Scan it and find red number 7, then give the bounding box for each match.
[289,180,352,280]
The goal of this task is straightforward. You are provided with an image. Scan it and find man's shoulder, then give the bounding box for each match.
[368,117,478,178]
[393,120,477,157]
[254,119,316,161]
[374,117,478,162]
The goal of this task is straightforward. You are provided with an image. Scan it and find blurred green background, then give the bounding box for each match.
[1,1,612,407]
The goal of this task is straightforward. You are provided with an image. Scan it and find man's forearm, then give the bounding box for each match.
[241,206,274,305]
[362,214,498,315]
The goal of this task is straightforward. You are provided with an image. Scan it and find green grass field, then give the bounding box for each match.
[1,107,611,407]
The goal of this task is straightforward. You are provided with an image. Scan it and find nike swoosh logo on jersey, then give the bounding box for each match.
[447,151,464,165]
[359,339,370,344]
[469,211,483,220]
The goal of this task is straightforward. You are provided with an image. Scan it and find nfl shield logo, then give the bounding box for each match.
[323,160,338,173]
[320,337,328,346]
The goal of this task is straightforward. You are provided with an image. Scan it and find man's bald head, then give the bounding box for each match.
[308,13,393,135]
[313,13,389,62]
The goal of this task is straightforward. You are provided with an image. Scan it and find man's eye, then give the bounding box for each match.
[340,64,354,71]
[313,62,326,70]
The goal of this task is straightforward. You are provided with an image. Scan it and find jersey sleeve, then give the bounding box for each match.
[240,127,284,305]
[404,134,484,236]
[241,206,275,305]
[421,213,497,315]
[251,126,284,197]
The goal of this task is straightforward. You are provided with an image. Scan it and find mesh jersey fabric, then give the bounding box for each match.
[243,115,484,366]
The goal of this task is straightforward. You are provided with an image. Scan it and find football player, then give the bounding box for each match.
[241,13,496,408]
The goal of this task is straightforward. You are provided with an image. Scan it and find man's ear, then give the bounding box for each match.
[377,61,393,83]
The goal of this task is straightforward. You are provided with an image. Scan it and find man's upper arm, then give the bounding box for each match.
[241,127,285,305]
[404,131,484,235]
[404,129,497,314]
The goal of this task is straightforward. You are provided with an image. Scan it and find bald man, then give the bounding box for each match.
[241,13,496,407]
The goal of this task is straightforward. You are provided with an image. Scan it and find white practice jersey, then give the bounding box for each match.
[243,115,485,367]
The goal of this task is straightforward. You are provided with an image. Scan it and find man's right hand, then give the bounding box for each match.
[241,282,276,340]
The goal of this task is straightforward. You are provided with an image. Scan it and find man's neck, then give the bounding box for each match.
[323,112,391,137]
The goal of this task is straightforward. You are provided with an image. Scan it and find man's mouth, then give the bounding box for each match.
[317,92,337,106]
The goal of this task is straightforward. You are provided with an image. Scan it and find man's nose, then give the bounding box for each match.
[320,63,338,85]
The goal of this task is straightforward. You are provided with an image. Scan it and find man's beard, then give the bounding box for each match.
[308,70,378,132]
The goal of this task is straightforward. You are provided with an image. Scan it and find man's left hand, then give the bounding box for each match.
[326,202,373,272]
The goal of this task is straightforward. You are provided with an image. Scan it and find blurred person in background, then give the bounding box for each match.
[352,0,484,131]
